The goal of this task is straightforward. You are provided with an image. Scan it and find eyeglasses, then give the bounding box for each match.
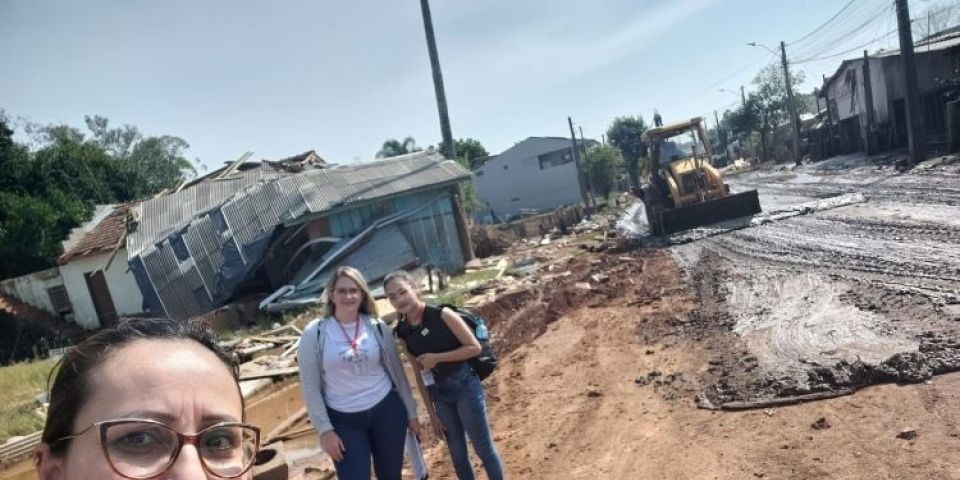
[55,418,260,479]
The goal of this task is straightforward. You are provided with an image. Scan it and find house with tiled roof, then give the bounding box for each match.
[56,202,142,328]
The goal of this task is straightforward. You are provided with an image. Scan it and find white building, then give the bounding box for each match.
[473,137,593,222]
[56,203,144,329]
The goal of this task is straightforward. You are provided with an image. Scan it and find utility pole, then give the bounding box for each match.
[862,50,878,154]
[781,41,802,166]
[419,0,456,159]
[714,110,724,150]
[579,125,597,207]
[568,117,591,208]
[896,0,926,165]
[741,85,746,105]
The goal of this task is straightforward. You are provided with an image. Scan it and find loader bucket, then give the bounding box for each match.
[654,190,762,236]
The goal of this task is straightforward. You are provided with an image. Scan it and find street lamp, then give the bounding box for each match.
[747,41,777,55]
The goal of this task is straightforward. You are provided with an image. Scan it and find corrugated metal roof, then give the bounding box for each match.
[129,151,471,319]
[129,167,288,256]
[873,32,960,58]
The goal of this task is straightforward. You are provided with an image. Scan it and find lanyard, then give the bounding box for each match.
[336,319,361,352]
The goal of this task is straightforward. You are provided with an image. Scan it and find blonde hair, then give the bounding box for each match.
[324,266,379,318]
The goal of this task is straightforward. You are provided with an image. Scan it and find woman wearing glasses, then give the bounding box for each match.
[298,266,420,480]
[35,317,259,479]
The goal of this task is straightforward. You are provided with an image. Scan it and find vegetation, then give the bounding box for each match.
[584,145,625,199]
[0,111,197,279]
[376,136,422,158]
[442,138,489,169]
[0,358,56,442]
[722,63,807,162]
[606,116,648,189]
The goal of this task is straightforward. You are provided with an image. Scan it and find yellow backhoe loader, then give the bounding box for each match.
[637,117,761,236]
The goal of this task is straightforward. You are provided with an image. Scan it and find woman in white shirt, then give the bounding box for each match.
[298,266,420,480]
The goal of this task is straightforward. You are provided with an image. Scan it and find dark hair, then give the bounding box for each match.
[41,318,240,455]
[383,270,418,290]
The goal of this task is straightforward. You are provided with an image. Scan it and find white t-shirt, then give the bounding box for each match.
[322,319,393,412]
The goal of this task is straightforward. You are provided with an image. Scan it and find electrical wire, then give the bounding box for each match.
[789,0,892,60]
[787,0,857,46]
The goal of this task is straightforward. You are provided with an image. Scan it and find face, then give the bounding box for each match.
[36,339,247,480]
[385,278,419,314]
[331,275,364,316]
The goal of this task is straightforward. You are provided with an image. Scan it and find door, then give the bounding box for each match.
[84,270,119,328]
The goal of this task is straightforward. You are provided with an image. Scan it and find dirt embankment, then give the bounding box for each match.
[421,246,960,479]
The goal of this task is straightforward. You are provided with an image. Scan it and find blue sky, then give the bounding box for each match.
[0,0,927,170]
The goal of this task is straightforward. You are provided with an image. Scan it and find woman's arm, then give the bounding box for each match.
[297,320,334,434]
[416,308,482,369]
[402,341,444,438]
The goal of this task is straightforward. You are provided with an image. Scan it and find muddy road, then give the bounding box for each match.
[629,154,960,405]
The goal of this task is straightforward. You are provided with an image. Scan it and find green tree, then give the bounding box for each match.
[584,145,624,199]
[85,116,195,197]
[722,63,807,162]
[606,116,648,189]
[440,138,489,169]
[376,136,421,158]
[0,113,198,278]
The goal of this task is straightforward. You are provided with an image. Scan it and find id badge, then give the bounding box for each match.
[420,369,436,386]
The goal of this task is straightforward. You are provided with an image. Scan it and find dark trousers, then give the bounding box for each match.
[430,363,505,480]
[326,390,407,480]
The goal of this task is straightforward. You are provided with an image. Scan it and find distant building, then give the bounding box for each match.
[473,137,594,223]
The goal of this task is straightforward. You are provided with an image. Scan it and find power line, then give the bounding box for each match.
[788,0,857,46]
[792,4,953,64]
[790,0,892,60]
[793,27,899,64]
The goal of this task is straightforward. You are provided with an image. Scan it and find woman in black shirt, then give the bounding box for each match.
[385,270,506,480]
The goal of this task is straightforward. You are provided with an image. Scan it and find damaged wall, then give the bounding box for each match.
[59,248,144,329]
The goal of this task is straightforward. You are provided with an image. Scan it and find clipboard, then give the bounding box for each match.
[405,430,429,480]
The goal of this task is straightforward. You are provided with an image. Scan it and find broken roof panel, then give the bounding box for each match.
[128,167,291,257]
[281,151,470,223]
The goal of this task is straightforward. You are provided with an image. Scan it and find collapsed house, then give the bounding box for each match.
[0,150,473,327]
[127,150,473,319]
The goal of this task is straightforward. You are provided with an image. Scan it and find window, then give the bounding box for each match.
[538,150,574,169]
[475,170,484,176]
[511,197,521,202]
[47,286,72,314]
[503,165,509,170]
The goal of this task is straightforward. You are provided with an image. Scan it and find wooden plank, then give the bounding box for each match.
[263,407,308,445]
[238,366,299,381]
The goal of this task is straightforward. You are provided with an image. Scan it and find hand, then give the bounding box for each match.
[408,418,422,437]
[320,430,346,462]
[417,353,439,369]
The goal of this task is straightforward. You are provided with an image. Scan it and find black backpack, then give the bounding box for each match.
[437,304,498,381]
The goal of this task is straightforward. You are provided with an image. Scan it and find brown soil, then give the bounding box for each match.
[421,247,960,479]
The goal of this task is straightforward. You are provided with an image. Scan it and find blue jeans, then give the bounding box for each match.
[326,390,407,480]
[429,363,505,480]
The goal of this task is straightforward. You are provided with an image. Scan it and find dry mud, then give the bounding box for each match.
[624,155,960,406]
